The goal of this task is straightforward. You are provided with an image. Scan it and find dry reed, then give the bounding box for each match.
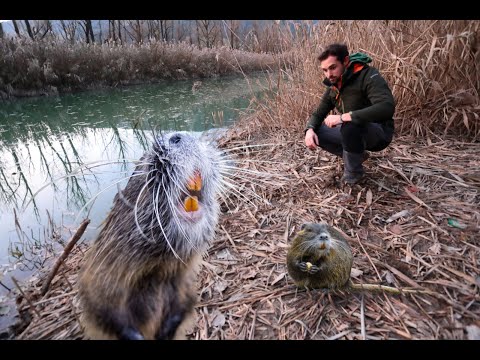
[4,20,480,340]
[258,20,480,138]
[10,129,479,340]
[0,39,275,99]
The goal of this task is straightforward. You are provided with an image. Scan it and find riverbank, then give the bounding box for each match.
[2,19,479,340]
[0,39,276,100]
[5,124,480,339]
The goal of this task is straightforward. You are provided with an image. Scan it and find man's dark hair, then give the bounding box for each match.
[318,43,349,63]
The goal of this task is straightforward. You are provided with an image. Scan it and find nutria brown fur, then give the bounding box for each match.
[77,131,224,340]
[287,223,429,295]
[287,223,353,290]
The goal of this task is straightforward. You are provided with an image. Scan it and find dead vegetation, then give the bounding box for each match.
[5,20,480,339]
[273,20,480,138]
[11,128,480,340]
[0,39,275,99]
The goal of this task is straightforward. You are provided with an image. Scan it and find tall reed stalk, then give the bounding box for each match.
[246,20,480,139]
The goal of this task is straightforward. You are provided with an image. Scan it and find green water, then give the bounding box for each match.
[0,73,269,292]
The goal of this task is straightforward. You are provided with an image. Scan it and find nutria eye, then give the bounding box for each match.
[170,134,182,145]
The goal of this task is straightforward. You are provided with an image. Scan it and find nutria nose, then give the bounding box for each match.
[319,234,328,242]
[170,134,182,145]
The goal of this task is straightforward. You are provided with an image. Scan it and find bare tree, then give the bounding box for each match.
[126,20,143,43]
[159,20,173,42]
[33,20,53,40]
[24,20,34,40]
[174,20,190,43]
[106,20,124,43]
[147,20,160,41]
[12,20,21,37]
[124,20,150,43]
[108,20,116,41]
[196,20,221,48]
[117,20,122,43]
[0,22,3,39]
[98,20,103,43]
[59,20,78,43]
[79,20,95,43]
[145,20,155,40]
[261,23,281,53]
[159,20,165,41]
[87,20,95,43]
[222,20,242,49]
[245,20,262,52]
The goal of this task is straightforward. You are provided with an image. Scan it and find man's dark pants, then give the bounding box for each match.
[314,121,393,179]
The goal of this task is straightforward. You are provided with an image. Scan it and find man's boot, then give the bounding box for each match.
[341,151,366,185]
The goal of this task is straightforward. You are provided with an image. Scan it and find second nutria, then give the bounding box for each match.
[287,223,427,294]
[287,223,353,290]
[77,131,225,340]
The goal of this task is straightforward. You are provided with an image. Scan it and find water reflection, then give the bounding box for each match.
[0,73,268,273]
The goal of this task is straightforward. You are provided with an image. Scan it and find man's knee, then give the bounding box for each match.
[340,122,365,153]
[340,122,363,140]
[315,124,341,143]
[313,126,343,157]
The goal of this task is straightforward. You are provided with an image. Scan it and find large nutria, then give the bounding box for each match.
[77,131,225,340]
[287,223,426,294]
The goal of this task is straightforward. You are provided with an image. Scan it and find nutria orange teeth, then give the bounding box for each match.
[187,171,202,191]
[184,196,199,212]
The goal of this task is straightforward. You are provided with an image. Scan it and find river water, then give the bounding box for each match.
[0,73,269,295]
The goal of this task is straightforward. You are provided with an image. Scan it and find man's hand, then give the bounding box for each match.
[324,114,343,128]
[305,128,319,150]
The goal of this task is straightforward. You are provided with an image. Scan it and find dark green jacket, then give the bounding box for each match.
[305,52,395,133]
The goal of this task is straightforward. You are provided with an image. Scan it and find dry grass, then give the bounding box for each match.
[11,128,479,340]
[260,20,480,139]
[4,20,480,340]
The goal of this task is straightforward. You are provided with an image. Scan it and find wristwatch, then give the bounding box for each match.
[340,114,344,123]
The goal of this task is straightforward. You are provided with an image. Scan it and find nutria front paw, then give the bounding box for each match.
[297,261,320,274]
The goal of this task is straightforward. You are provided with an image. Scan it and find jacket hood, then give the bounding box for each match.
[348,52,372,65]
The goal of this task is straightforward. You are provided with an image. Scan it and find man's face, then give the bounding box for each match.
[320,55,348,85]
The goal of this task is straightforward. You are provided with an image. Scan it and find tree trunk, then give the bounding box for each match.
[98,20,102,43]
[87,20,95,43]
[146,20,153,40]
[0,23,3,38]
[39,20,52,39]
[229,21,234,49]
[117,20,122,43]
[82,20,95,43]
[24,20,34,40]
[195,21,201,47]
[80,20,90,43]
[12,20,21,37]
[59,20,76,43]
[160,20,165,41]
[136,20,142,43]
[122,22,129,43]
[109,20,115,41]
